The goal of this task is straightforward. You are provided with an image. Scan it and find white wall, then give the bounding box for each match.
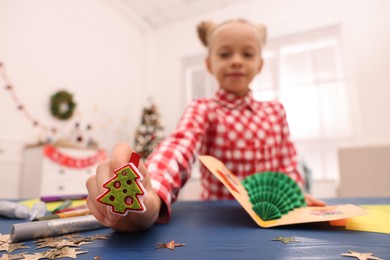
[0,0,150,197]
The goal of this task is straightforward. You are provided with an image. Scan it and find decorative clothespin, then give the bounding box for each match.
[97,152,146,215]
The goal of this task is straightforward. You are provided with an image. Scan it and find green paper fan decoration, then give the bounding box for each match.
[253,202,282,220]
[242,172,306,221]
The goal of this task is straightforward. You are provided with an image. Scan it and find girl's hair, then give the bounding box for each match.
[197,19,267,48]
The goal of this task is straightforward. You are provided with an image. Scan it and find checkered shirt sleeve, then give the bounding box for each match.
[145,100,208,222]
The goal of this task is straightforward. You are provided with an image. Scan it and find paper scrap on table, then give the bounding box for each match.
[345,205,390,234]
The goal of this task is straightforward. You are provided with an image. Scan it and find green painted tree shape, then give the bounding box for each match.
[97,152,146,215]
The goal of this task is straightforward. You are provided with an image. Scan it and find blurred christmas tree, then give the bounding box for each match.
[133,102,164,159]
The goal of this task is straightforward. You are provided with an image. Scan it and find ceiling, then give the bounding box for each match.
[113,0,249,29]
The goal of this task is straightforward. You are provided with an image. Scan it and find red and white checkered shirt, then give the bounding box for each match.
[145,88,303,222]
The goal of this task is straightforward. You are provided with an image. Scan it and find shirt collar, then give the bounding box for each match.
[215,88,255,110]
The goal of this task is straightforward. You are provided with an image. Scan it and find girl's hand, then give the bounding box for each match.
[304,193,326,207]
[86,143,161,232]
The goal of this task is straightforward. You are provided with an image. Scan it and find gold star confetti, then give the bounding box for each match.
[35,239,68,249]
[54,246,88,259]
[272,236,300,244]
[17,254,42,260]
[37,248,61,259]
[7,242,29,253]
[36,238,92,249]
[0,241,29,253]
[34,233,107,249]
[33,233,81,245]
[156,240,185,250]
[0,242,7,251]
[0,233,106,258]
[0,234,10,243]
[85,234,109,241]
[0,252,27,260]
[341,250,384,260]
[37,247,86,259]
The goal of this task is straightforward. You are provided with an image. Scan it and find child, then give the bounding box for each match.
[86,19,325,232]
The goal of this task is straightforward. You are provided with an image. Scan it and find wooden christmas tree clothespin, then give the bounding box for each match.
[97,152,146,215]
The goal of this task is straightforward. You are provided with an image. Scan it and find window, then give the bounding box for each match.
[183,55,217,104]
[254,26,353,180]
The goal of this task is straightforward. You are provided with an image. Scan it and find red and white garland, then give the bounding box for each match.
[43,144,107,169]
[0,62,57,133]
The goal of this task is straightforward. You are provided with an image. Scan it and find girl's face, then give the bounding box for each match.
[206,22,263,97]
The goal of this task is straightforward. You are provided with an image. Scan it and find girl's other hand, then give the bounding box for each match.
[304,193,326,207]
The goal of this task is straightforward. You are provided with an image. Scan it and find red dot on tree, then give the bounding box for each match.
[123,189,127,194]
[121,170,127,176]
[125,196,133,206]
[114,181,121,189]
[127,180,132,185]
[109,196,115,201]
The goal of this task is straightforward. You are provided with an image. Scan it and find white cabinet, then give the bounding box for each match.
[20,145,106,198]
[0,138,25,199]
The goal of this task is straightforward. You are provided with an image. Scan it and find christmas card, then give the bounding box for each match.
[199,155,366,228]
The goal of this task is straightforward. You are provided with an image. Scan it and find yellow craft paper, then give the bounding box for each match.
[360,205,390,213]
[199,155,366,228]
[346,205,390,234]
[20,198,87,212]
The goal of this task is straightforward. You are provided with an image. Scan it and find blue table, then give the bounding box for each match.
[1,198,389,259]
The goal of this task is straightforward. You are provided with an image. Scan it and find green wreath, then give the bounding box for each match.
[50,90,76,120]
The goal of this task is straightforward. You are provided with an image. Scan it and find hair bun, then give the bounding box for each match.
[257,24,267,45]
[197,21,215,47]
